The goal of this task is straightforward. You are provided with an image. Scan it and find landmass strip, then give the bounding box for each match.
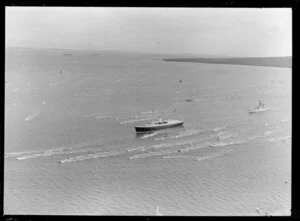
[163,56,292,68]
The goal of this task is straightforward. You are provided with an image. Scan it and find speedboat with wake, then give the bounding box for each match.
[135,118,184,132]
[156,206,162,216]
[249,101,271,113]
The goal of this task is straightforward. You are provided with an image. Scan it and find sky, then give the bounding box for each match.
[5,7,292,56]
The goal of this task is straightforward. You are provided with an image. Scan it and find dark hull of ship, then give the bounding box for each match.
[135,122,184,132]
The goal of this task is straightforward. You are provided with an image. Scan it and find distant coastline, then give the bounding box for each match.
[5,47,292,68]
[163,57,292,68]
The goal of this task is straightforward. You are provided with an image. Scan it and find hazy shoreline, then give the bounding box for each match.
[163,57,292,68]
[5,47,292,68]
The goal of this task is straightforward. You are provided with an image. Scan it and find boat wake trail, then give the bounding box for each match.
[281,118,290,123]
[153,126,226,141]
[152,140,196,150]
[16,149,66,160]
[154,137,168,141]
[163,148,232,161]
[130,128,248,159]
[9,124,282,163]
[127,146,147,152]
[163,155,199,160]
[267,135,291,143]
[24,109,41,122]
[216,131,238,141]
[212,126,226,132]
[179,143,208,152]
[150,126,228,150]
[59,151,120,163]
[169,129,206,139]
[196,149,232,161]
[247,135,263,141]
[209,140,246,148]
[5,146,79,159]
[5,139,111,160]
[15,145,112,161]
[140,131,160,139]
[129,149,177,160]
[5,149,58,158]
[95,115,110,120]
[129,140,209,160]
[264,130,278,136]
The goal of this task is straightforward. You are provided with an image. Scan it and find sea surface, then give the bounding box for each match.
[5,48,291,215]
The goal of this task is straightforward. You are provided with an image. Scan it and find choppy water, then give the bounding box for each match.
[5,48,291,215]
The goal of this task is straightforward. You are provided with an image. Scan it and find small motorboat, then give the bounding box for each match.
[249,107,272,113]
[186,98,193,102]
[135,119,184,132]
[249,101,271,113]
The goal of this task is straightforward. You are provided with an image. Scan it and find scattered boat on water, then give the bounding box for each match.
[249,101,271,113]
[135,118,184,132]
[249,107,272,113]
[186,98,193,102]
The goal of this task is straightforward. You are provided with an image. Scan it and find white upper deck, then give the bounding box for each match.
[142,119,183,127]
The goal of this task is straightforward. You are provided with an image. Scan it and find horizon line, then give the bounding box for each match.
[5,46,292,58]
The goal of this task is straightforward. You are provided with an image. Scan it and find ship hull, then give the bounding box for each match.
[249,108,272,113]
[135,121,184,132]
